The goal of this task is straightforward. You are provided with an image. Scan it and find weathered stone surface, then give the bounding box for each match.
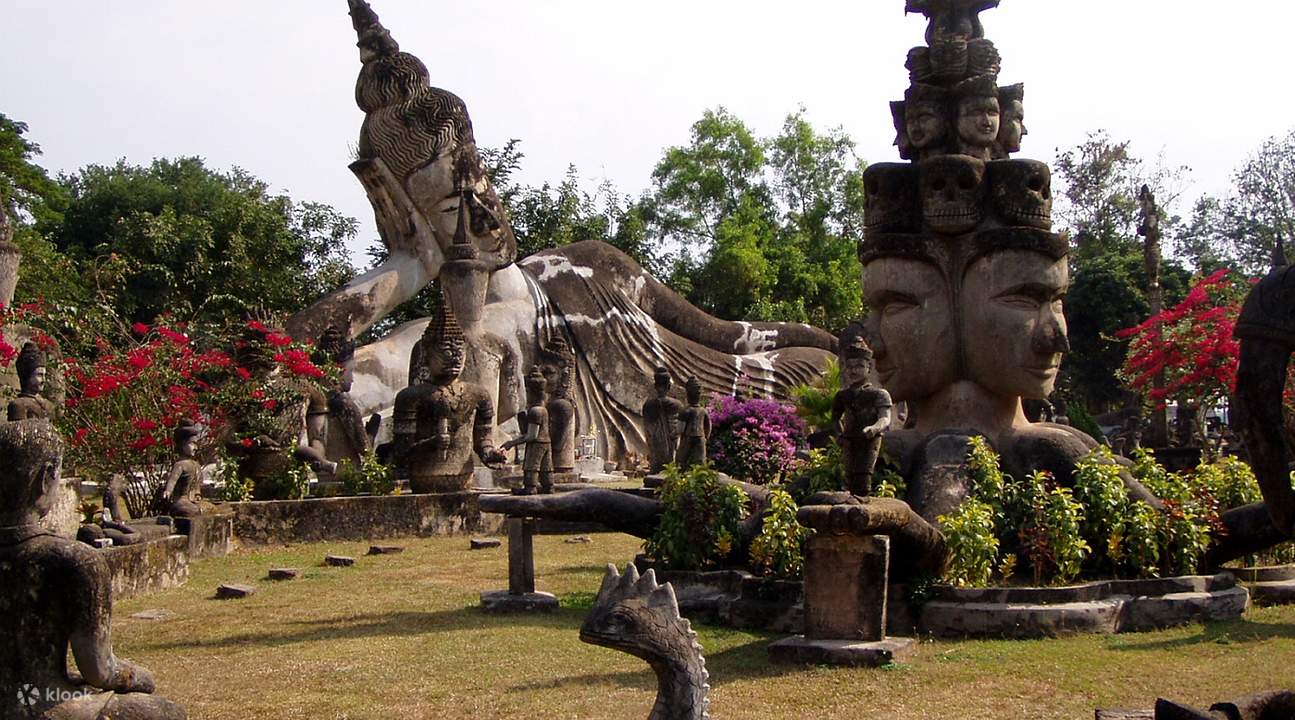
[367,544,405,555]
[1228,564,1295,583]
[267,567,302,581]
[1119,587,1250,632]
[470,537,501,550]
[564,535,593,544]
[1247,580,1295,606]
[768,636,916,667]
[228,491,502,546]
[174,508,234,560]
[102,535,191,601]
[129,609,176,622]
[479,590,558,613]
[1094,711,1153,720]
[923,598,1123,639]
[216,583,257,599]
[803,533,889,641]
[507,518,535,594]
[325,554,356,567]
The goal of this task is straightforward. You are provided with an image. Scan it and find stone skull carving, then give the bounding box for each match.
[863,163,920,236]
[988,159,1052,230]
[919,155,986,234]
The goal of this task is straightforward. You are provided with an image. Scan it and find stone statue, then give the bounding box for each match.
[674,377,710,471]
[77,473,142,547]
[538,338,577,477]
[0,420,186,720]
[286,0,836,466]
[995,83,1026,157]
[392,303,506,493]
[580,564,710,720]
[832,338,893,496]
[9,341,55,420]
[953,75,1000,161]
[314,324,371,470]
[502,367,553,495]
[160,419,213,517]
[642,367,685,473]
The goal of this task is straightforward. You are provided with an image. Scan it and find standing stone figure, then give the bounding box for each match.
[315,324,370,469]
[642,367,684,473]
[0,420,186,720]
[539,339,577,477]
[502,368,553,495]
[832,338,894,497]
[160,420,212,518]
[674,377,711,471]
[9,341,55,420]
[392,304,507,493]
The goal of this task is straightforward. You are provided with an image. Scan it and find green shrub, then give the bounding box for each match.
[790,357,841,434]
[218,460,253,502]
[256,462,309,501]
[1109,500,1162,578]
[646,464,750,570]
[749,487,812,579]
[1193,455,1262,510]
[337,449,396,496]
[966,436,1007,520]
[798,445,846,497]
[939,498,999,588]
[1072,448,1131,551]
[1014,471,1090,585]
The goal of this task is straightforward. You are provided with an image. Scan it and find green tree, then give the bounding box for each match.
[45,157,356,325]
[1053,131,1191,411]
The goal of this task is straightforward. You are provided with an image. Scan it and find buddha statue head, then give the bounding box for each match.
[840,336,877,389]
[903,84,949,157]
[653,366,673,399]
[414,303,467,386]
[524,366,547,406]
[0,420,64,528]
[15,342,45,397]
[173,419,200,460]
[685,376,703,407]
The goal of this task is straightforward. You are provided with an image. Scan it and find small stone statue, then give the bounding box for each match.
[642,366,684,473]
[674,377,711,471]
[9,341,55,420]
[502,368,553,495]
[0,420,186,719]
[160,420,213,517]
[832,338,894,497]
[315,325,370,470]
[77,473,142,547]
[539,338,577,477]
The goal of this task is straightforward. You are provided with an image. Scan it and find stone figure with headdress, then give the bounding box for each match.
[831,336,893,496]
[9,341,55,420]
[501,367,553,494]
[674,377,711,472]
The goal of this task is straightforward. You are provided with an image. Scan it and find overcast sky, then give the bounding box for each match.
[4,1,1293,265]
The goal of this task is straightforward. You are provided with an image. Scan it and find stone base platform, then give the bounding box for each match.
[228,491,502,546]
[102,535,190,600]
[1227,564,1295,606]
[480,590,559,613]
[768,636,916,667]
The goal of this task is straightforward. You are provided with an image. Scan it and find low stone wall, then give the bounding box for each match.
[102,535,190,600]
[174,509,234,559]
[1226,564,1295,606]
[227,491,504,546]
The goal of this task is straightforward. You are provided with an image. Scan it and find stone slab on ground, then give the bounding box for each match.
[565,535,593,544]
[216,583,256,599]
[922,598,1124,639]
[1248,580,1295,606]
[470,537,502,549]
[767,636,916,667]
[129,609,175,621]
[1119,587,1251,632]
[479,590,559,613]
[325,555,356,567]
[267,568,301,581]
[228,491,501,546]
[367,545,405,555]
[1095,711,1153,720]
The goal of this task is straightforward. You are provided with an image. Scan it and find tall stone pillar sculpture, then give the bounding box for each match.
[0,193,21,308]
[861,0,1112,512]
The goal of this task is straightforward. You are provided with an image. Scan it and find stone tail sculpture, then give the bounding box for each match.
[580,564,710,720]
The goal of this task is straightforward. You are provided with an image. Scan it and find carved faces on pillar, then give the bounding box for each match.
[920,156,985,234]
[953,77,1000,160]
[996,84,1026,156]
[988,160,1052,230]
[862,258,958,402]
[903,85,949,159]
[960,249,1070,400]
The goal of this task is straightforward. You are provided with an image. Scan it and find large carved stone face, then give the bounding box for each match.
[905,101,947,151]
[960,250,1070,400]
[999,98,1026,154]
[404,148,509,261]
[862,258,957,401]
[920,156,986,234]
[957,95,1001,147]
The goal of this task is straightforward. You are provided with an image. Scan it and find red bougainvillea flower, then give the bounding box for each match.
[128,435,157,451]
[236,367,252,381]
[73,428,90,446]
[266,332,293,347]
[247,320,268,332]
[158,327,190,346]
[134,418,159,432]
[241,437,255,448]
[132,322,150,336]
[262,399,278,411]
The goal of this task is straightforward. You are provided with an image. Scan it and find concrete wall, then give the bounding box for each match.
[102,536,190,601]
[227,491,504,546]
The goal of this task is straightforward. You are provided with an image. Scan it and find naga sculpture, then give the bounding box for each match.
[0,420,186,720]
[580,564,710,720]
[287,0,837,463]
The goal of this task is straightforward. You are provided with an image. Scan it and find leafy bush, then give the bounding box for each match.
[337,448,396,496]
[217,460,253,502]
[939,498,999,587]
[646,464,750,570]
[789,357,841,434]
[1194,454,1262,510]
[252,459,310,501]
[749,487,812,579]
[708,396,807,484]
[796,445,846,497]
[1015,472,1090,585]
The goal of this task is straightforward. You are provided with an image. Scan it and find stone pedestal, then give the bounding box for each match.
[769,514,915,667]
[480,517,558,613]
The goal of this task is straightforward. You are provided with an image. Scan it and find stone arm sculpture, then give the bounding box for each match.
[159,462,186,507]
[69,551,157,693]
[500,412,540,452]
[474,395,507,466]
[863,397,893,440]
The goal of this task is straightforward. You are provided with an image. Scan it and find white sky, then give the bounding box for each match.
[4,1,1293,265]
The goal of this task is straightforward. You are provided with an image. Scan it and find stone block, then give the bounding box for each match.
[174,509,234,560]
[508,518,536,594]
[367,545,405,555]
[803,534,889,641]
[267,568,301,581]
[768,636,916,667]
[129,609,175,621]
[470,537,502,550]
[216,583,256,599]
[102,535,190,601]
[565,535,593,544]
[479,590,559,613]
[227,492,503,546]
[1248,580,1295,606]
[325,554,356,567]
[921,599,1123,639]
[1229,564,1295,583]
[1094,711,1153,720]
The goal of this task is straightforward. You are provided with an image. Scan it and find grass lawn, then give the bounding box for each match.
[112,533,1295,719]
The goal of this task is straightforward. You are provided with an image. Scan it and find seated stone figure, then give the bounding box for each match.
[160,420,213,518]
[9,341,56,421]
[392,302,507,492]
[0,420,186,720]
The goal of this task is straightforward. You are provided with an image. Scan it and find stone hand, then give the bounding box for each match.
[121,660,157,694]
[482,448,508,467]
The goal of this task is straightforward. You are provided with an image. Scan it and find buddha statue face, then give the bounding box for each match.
[960,249,1070,400]
[404,148,510,262]
[0,421,63,524]
[25,367,46,396]
[957,95,1001,148]
[905,100,947,152]
[862,258,958,402]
